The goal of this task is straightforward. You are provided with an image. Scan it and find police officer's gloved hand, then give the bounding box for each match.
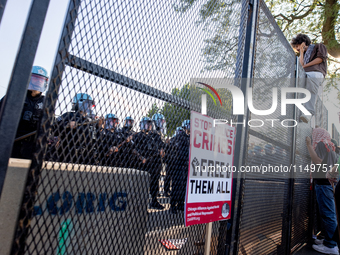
[69,121,77,129]
[160,148,165,158]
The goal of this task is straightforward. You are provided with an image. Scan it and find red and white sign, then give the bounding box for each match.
[185,111,235,226]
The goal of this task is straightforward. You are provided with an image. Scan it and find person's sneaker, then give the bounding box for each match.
[150,200,165,210]
[314,239,324,245]
[300,114,311,123]
[312,244,339,255]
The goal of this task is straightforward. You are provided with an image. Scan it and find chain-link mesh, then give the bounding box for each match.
[11,0,247,254]
[238,0,295,254]
[290,62,312,252]
[6,0,332,254]
[237,0,328,254]
[332,123,340,145]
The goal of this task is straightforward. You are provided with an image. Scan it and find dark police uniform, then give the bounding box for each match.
[170,131,190,211]
[97,128,124,167]
[53,111,95,164]
[132,130,165,208]
[118,126,135,168]
[0,91,44,159]
[163,136,176,197]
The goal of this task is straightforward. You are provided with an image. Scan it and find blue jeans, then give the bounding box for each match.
[315,184,338,248]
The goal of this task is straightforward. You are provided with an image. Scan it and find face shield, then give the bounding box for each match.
[176,127,183,136]
[28,74,48,93]
[105,118,119,130]
[124,119,134,129]
[155,119,166,135]
[141,120,153,132]
[78,100,95,116]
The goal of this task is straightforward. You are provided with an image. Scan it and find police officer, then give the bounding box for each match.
[164,126,183,197]
[53,93,100,164]
[0,66,48,159]
[132,117,165,210]
[170,120,190,214]
[248,145,264,166]
[119,116,135,168]
[152,113,167,138]
[97,113,124,167]
[152,113,168,196]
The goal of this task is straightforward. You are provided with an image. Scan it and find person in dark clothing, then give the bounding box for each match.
[119,116,136,168]
[0,66,48,159]
[97,113,124,167]
[152,113,168,197]
[164,127,184,197]
[291,34,328,125]
[52,93,101,164]
[306,128,339,255]
[132,116,165,210]
[170,120,190,214]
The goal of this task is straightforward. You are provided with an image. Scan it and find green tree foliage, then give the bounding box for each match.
[146,83,233,137]
[174,0,340,74]
[146,85,191,137]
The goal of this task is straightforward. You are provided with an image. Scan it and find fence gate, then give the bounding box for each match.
[0,0,329,254]
[8,0,248,254]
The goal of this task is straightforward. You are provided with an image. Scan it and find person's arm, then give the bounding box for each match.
[305,136,322,164]
[299,42,306,67]
[326,155,340,184]
[303,57,323,68]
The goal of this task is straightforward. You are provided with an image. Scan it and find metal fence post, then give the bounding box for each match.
[228,0,259,254]
[0,0,7,24]
[9,1,82,254]
[0,0,51,197]
[284,56,299,254]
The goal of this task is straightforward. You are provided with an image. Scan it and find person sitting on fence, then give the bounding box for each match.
[306,128,339,255]
[291,34,327,126]
[0,66,48,159]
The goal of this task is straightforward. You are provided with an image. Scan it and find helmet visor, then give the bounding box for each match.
[79,101,94,115]
[155,119,166,134]
[28,74,48,92]
[105,118,119,129]
[124,119,134,128]
[141,120,153,131]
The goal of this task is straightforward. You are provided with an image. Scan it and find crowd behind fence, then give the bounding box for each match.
[0,0,331,254]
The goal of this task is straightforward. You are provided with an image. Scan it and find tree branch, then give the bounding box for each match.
[322,0,340,58]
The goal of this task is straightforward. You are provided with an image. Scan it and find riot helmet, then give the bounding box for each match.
[264,144,274,155]
[152,113,166,135]
[140,117,153,132]
[123,116,134,130]
[175,127,183,136]
[105,113,119,130]
[253,145,263,157]
[28,66,49,93]
[71,93,95,116]
[182,120,190,134]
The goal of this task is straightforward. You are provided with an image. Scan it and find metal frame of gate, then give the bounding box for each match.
[0,0,328,254]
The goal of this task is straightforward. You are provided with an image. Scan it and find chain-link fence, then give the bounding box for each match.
[236,0,328,254]
[332,123,340,146]
[0,0,331,254]
[8,0,247,254]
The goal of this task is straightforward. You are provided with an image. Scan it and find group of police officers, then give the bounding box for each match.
[2,66,190,213]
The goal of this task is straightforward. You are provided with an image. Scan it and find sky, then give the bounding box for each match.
[0,0,69,97]
[0,0,340,137]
